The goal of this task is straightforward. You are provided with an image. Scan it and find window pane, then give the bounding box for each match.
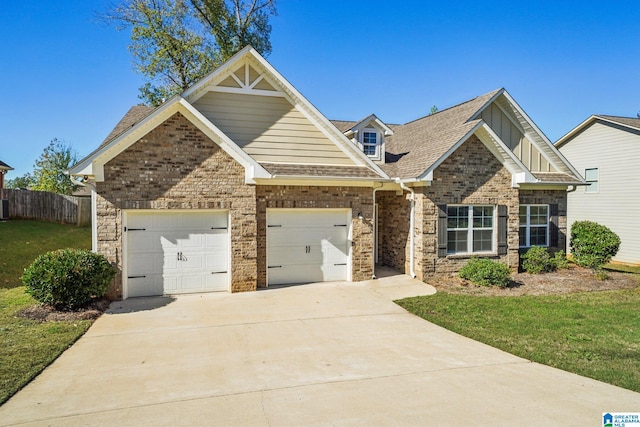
[530,226,547,246]
[473,230,493,252]
[473,206,493,228]
[363,145,376,155]
[584,168,598,181]
[519,206,527,225]
[447,206,468,229]
[363,132,377,144]
[447,230,467,253]
[530,206,548,225]
[519,226,527,247]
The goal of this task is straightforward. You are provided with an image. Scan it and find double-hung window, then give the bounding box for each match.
[447,205,494,254]
[361,129,380,159]
[519,205,549,247]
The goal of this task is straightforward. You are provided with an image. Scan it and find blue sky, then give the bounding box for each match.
[1,1,639,178]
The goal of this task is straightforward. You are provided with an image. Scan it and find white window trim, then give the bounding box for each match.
[360,128,381,160]
[447,205,496,255]
[519,204,549,248]
[584,168,599,193]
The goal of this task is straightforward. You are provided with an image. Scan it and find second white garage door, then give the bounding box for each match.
[125,211,229,298]
[267,209,350,285]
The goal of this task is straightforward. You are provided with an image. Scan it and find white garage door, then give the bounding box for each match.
[267,209,350,286]
[125,211,229,298]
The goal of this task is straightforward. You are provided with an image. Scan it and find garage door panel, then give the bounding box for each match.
[126,211,229,297]
[267,209,349,286]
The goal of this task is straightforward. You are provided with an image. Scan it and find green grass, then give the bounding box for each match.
[0,220,91,288]
[0,220,94,405]
[397,287,640,393]
[604,263,640,274]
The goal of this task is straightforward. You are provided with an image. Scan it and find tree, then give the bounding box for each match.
[31,139,80,196]
[6,174,34,189]
[430,105,439,115]
[104,0,277,106]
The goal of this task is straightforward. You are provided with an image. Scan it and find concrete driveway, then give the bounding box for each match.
[1,271,638,426]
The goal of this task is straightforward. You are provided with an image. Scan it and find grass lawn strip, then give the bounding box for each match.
[397,287,640,393]
[0,220,94,405]
[0,287,93,405]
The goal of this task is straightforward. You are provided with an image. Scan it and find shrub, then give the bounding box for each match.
[570,221,620,270]
[552,250,570,270]
[459,257,511,288]
[522,246,554,274]
[22,249,116,310]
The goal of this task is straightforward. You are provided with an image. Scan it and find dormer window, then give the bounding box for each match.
[361,128,381,159]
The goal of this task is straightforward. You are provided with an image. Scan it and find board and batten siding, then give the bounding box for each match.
[559,121,640,264]
[481,103,555,173]
[193,92,356,166]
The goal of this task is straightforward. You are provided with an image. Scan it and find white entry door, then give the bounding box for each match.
[267,209,350,285]
[125,211,228,298]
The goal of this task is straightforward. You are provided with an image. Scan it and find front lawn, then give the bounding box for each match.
[397,287,640,393]
[0,220,95,405]
[0,220,91,288]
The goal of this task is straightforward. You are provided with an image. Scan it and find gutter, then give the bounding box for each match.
[397,181,417,279]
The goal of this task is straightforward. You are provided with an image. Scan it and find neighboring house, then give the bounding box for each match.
[556,115,640,265]
[0,160,13,189]
[70,46,584,300]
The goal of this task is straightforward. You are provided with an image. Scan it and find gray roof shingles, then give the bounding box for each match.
[596,115,640,131]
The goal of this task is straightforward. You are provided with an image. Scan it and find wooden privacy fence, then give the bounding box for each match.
[0,189,91,226]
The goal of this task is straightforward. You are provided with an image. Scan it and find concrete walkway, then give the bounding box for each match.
[1,271,638,426]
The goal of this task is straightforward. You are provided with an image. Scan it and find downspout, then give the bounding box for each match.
[398,182,417,278]
[371,183,384,279]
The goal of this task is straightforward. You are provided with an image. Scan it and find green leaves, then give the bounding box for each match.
[30,138,79,196]
[570,221,621,270]
[104,0,277,106]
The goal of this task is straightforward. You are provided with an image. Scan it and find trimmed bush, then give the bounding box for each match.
[522,246,554,274]
[22,249,116,310]
[553,250,570,270]
[459,257,511,288]
[570,221,620,270]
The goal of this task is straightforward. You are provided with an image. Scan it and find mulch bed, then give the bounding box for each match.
[17,298,111,322]
[429,264,640,296]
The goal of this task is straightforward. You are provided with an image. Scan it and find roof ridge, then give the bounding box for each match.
[401,88,502,126]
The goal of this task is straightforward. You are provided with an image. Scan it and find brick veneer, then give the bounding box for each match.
[256,185,374,287]
[96,112,257,299]
[376,136,520,279]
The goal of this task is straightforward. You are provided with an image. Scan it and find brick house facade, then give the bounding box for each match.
[71,47,584,299]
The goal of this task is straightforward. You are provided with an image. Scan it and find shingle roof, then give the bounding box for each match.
[531,172,584,184]
[596,115,640,131]
[330,120,358,133]
[0,160,12,170]
[261,163,383,179]
[101,105,154,147]
[381,89,501,178]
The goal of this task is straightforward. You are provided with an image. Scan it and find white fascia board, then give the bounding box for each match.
[500,91,584,180]
[70,96,270,184]
[554,115,597,148]
[476,123,536,184]
[182,45,254,102]
[416,122,485,182]
[176,99,270,182]
[350,114,394,136]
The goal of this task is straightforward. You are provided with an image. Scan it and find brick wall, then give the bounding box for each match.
[256,186,374,287]
[96,112,257,299]
[420,135,520,278]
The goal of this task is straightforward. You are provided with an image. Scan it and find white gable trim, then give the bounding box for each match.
[181,46,389,179]
[498,91,583,180]
[412,121,534,186]
[556,115,640,148]
[344,114,394,137]
[69,97,270,184]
